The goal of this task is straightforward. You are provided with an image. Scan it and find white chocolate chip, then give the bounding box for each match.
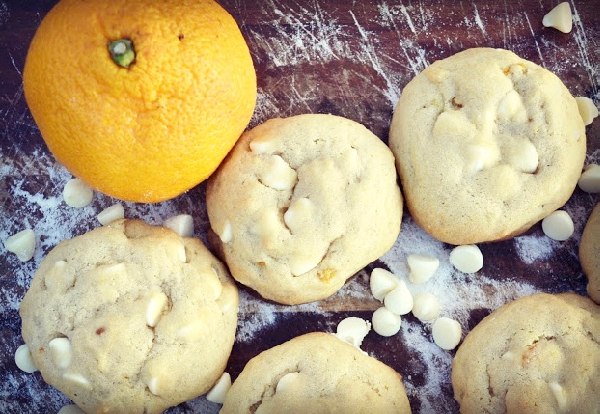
[283,198,313,233]
[63,372,92,389]
[432,317,462,350]
[4,229,36,262]
[217,220,233,243]
[96,204,124,226]
[501,351,515,360]
[44,260,71,291]
[372,307,401,337]
[177,321,205,342]
[542,2,573,33]
[289,253,321,276]
[407,254,439,284]
[466,144,495,173]
[146,291,168,328]
[411,292,441,322]
[57,404,86,414]
[146,376,160,395]
[249,136,279,154]
[49,338,72,369]
[206,372,232,403]
[335,317,371,348]
[549,382,568,413]
[63,178,93,208]
[275,372,300,394]
[542,210,574,241]
[575,97,599,126]
[163,214,194,237]
[14,344,37,373]
[383,281,413,316]
[178,243,187,263]
[497,90,525,121]
[449,245,484,274]
[507,139,538,174]
[260,155,298,190]
[578,164,600,193]
[209,268,224,300]
[370,268,400,301]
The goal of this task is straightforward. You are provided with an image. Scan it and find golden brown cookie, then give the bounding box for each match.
[207,114,403,305]
[19,219,238,414]
[580,203,600,303]
[452,293,600,414]
[389,48,586,245]
[221,332,412,413]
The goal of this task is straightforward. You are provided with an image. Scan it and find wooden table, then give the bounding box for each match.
[1,1,598,412]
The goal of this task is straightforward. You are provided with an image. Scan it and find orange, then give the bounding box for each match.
[23,0,256,203]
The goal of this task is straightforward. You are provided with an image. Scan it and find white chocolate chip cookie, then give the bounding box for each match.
[389,48,586,245]
[207,114,403,305]
[19,219,239,414]
[580,203,600,303]
[452,293,600,414]
[221,332,412,413]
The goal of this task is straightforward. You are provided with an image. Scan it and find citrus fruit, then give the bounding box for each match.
[23,0,256,203]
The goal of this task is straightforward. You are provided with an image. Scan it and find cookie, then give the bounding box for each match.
[580,203,600,303]
[221,332,412,413]
[389,48,586,245]
[19,219,239,414]
[207,114,403,305]
[452,292,600,414]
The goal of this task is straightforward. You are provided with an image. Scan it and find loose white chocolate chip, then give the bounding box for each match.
[283,198,313,233]
[575,97,599,126]
[542,210,574,241]
[275,372,301,394]
[578,164,600,193]
[249,136,279,154]
[432,317,462,350]
[407,254,439,284]
[49,338,72,369]
[146,291,168,327]
[63,178,93,208]
[335,317,371,348]
[260,155,298,190]
[508,139,538,174]
[549,382,568,413]
[4,228,36,262]
[370,268,400,301]
[542,2,573,33]
[163,214,194,237]
[63,372,92,389]
[449,245,484,274]
[14,344,37,373]
[383,281,413,316]
[372,307,401,337]
[218,220,233,243]
[206,372,232,403]
[57,404,86,414]
[96,204,124,226]
[412,292,441,322]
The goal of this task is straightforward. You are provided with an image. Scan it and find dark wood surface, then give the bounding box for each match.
[1,1,598,413]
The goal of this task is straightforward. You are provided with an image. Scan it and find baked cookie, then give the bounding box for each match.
[220,332,412,413]
[207,114,402,305]
[580,203,600,303]
[452,293,600,414]
[389,48,586,245]
[19,219,238,414]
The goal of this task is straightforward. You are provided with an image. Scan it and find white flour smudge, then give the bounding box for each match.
[514,234,555,264]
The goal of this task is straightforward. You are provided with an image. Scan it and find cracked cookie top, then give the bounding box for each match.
[19,219,239,414]
[206,114,403,305]
[389,47,586,245]
[221,332,412,413]
[452,292,600,414]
